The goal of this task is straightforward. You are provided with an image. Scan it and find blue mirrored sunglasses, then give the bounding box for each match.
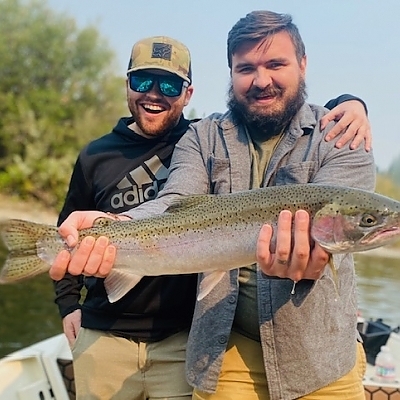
[128,72,189,97]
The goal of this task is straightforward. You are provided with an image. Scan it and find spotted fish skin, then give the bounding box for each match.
[1,183,400,302]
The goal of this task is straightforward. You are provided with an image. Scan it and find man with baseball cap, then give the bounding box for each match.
[54,36,197,399]
[53,35,371,400]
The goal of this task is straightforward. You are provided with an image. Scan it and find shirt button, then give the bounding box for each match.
[218,335,228,344]
[228,295,236,304]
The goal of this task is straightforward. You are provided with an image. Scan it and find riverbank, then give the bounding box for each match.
[0,193,57,224]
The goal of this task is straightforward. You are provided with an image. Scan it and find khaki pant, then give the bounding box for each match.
[193,331,366,400]
[72,327,192,400]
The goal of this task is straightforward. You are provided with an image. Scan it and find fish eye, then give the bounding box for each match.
[360,214,377,227]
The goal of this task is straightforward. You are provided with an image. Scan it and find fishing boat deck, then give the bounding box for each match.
[1,320,400,400]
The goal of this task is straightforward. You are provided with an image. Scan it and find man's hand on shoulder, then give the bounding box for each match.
[321,100,372,151]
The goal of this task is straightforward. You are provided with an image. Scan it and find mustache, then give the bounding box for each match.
[246,84,283,99]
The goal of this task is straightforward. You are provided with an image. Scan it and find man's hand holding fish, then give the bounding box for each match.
[50,210,130,281]
[256,210,329,282]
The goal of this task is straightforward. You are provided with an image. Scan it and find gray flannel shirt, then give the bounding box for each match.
[125,102,376,400]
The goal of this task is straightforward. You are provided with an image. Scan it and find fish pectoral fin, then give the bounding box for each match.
[197,271,227,301]
[104,269,143,303]
[328,255,340,299]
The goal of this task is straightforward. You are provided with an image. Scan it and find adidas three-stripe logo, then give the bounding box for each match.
[111,155,169,209]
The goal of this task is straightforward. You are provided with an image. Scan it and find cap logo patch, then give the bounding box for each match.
[151,43,172,61]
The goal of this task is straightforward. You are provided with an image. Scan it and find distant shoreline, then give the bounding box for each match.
[0,194,57,225]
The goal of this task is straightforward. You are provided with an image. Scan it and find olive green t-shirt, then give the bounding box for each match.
[233,130,282,341]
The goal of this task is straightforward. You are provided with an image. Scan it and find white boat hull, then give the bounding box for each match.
[0,334,73,400]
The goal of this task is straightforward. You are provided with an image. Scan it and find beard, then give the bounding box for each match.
[227,78,307,140]
[127,96,182,138]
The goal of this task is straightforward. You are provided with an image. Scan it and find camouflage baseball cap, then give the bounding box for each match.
[127,36,192,83]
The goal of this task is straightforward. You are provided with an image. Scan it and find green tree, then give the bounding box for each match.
[0,0,127,209]
[375,173,400,200]
[187,108,199,120]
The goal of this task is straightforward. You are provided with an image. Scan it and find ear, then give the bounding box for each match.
[184,85,194,106]
[300,55,307,78]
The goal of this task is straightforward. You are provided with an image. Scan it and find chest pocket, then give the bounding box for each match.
[209,155,231,194]
[274,161,317,185]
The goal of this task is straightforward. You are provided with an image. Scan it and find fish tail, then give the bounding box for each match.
[0,219,59,283]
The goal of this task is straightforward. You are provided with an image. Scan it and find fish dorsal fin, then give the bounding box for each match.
[197,270,227,301]
[165,195,213,213]
[104,269,143,303]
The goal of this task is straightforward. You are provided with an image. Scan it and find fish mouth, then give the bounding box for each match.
[361,226,400,246]
[325,226,400,254]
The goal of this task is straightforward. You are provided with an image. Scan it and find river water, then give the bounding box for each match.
[0,252,399,358]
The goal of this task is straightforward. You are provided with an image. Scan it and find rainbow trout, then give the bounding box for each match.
[1,184,400,302]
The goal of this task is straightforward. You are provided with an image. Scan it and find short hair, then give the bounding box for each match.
[227,10,306,69]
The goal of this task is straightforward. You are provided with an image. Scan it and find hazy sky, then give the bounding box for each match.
[46,0,400,171]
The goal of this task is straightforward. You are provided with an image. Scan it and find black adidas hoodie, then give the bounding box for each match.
[54,115,198,341]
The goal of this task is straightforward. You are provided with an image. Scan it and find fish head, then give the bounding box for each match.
[311,190,400,253]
